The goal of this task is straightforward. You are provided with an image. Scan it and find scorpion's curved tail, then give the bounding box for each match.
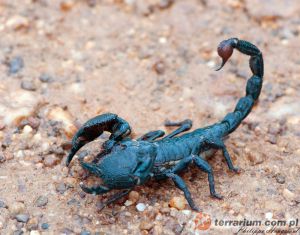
[216,38,264,135]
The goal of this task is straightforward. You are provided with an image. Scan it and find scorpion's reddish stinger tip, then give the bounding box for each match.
[215,39,234,71]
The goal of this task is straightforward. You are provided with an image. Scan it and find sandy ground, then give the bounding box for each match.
[0,0,300,234]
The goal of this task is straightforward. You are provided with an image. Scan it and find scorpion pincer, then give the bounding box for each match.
[66,38,263,211]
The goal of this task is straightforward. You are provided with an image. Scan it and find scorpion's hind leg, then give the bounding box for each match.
[220,143,239,173]
[163,119,192,139]
[194,156,223,199]
[137,130,165,141]
[66,113,131,166]
[211,139,240,173]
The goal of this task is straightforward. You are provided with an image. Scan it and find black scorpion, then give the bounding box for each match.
[66,38,264,211]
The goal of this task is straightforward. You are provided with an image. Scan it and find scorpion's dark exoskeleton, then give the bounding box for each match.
[66,38,263,211]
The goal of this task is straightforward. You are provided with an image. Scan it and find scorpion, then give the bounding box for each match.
[66,38,263,211]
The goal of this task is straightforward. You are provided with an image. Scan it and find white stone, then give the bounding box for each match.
[136,203,146,212]
[23,125,33,134]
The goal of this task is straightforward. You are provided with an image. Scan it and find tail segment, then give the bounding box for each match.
[217,38,264,135]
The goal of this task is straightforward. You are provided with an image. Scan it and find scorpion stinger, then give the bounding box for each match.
[66,38,264,211]
[66,113,131,166]
[215,38,238,71]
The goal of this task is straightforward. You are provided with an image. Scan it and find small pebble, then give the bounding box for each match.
[60,0,75,11]
[124,200,133,206]
[87,0,96,7]
[8,57,24,74]
[136,203,146,212]
[56,183,68,194]
[128,191,140,204]
[30,231,40,235]
[44,155,60,167]
[22,125,33,135]
[13,230,24,235]
[21,80,37,91]
[27,117,40,129]
[245,149,265,165]
[27,217,38,230]
[61,228,74,235]
[80,230,91,235]
[39,74,53,83]
[158,0,174,9]
[9,202,25,216]
[139,220,153,230]
[6,15,29,30]
[0,200,7,208]
[34,196,48,207]
[265,212,273,219]
[268,135,277,144]
[153,61,166,75]
[41,223,49,230]
[15,214,30,223]
[169,196,186,210]
[283,188,295,201]
[275,174,285,184]
[0,151,6,163]
[0,122,5,130]
[47,107,77,138]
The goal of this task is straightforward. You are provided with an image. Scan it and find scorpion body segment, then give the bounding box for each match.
[66,38,264,211]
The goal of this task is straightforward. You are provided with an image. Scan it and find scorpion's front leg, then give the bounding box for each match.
[66,113,131,166]
[163,119,192,139]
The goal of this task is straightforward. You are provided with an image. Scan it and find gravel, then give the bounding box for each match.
[56,183,68,194]
[41,223,49,230]
[34,196,48,207]
[21,80,37,91]
[8,56,24,74]
[136,203,146,212]
[15,214,29,223]
[0,201,6,210]
[39,74,53,83]
[9,202,25,216]
[275,174,286,184]
[0,152,6,163]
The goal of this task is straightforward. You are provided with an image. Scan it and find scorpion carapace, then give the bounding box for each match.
[66,38,263,211]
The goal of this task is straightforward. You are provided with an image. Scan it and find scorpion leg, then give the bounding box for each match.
[80,182,110,195]
[163,119,192,139]
[221,145,239,173]
[66,113,131,166]
[211,140,239,173]
[166,172,200,211]
[98,189,132,211]
[193,156,223,199]
[137,130,165,141]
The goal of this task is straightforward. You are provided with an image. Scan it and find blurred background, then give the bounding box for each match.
[0,0,299,234]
